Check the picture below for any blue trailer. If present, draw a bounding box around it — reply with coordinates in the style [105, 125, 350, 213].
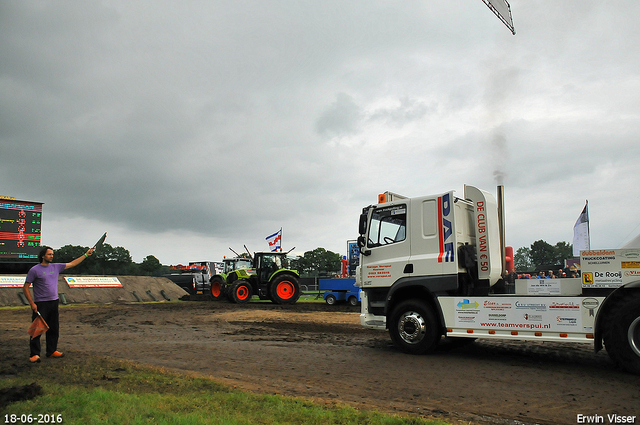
[319, 278, 360, 306]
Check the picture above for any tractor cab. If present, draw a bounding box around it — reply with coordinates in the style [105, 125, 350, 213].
[223, 257, 253, 274]
[254, 252, 289, 284]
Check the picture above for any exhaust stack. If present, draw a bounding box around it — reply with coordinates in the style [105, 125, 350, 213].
[497, 185, 506, 278]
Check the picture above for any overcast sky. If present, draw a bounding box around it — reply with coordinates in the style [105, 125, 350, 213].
[2, 1, 639, 264]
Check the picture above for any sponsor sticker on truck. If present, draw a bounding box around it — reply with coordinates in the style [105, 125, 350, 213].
[451, 297, 590, 332]
[581, 249, 640, 288]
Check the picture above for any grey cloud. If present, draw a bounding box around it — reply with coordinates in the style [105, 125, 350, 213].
[368, 97, 433, 127]
[315, 93, 363, 137]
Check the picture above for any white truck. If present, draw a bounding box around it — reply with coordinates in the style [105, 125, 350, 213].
[355, 185, 640, 374]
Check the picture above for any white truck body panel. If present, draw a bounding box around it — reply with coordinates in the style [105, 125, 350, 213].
[464, 185, 502, 285]
[439, 295, 604, 343]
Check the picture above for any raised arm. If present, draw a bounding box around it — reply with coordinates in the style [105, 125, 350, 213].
[65, 247, 95, 270]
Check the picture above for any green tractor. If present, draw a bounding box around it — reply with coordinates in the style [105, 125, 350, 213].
[209, 257, 254, 300]
[222, 251, 301, 305]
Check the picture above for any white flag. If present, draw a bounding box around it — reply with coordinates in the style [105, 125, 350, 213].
[572, 202, 590, 256]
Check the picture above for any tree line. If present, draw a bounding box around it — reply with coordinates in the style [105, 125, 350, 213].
[53, 244, 168, 276]
[289, 247, 342, 278]
[514, 240, 573, 271]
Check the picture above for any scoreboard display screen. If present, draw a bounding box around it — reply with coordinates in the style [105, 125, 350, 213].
[0, 197, 43, 260]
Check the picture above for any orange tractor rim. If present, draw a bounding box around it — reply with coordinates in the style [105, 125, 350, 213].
[276, 280, 294, 299]
[236, 285, 249, 300]
[212, 283, 221, 297]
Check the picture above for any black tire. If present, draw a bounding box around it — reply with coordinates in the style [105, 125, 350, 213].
[230, 280, 253, 304]
[389, 300, 441, 354]
[603, 292, 640, 375]
[348, 296, 358, 306]
[225, 272, 239, 302]
[269, 274, 300, 305]
[210, 276, 225, 300]
[325, 294, 337, 305]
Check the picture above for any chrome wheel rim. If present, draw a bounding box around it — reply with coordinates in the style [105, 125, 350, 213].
[398, 311, 426, 345]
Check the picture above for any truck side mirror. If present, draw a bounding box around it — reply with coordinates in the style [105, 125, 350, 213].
[358, 213, 368, 235]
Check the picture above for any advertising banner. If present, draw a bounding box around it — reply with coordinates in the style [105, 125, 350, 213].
[580, 249, 640, 288]
[65, 276, 123, 288]
[452, 296, 602, 333]
[0, 275, 27, 288]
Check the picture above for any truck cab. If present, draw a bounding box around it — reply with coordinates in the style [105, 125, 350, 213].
[357, 186, 503, 322]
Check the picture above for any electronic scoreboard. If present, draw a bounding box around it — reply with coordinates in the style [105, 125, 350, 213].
[0, 196, 43, 260]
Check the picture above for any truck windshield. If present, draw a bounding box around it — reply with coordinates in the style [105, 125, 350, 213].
[368, 205, 406, 247]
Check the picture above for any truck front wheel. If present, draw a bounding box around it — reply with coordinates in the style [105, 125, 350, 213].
[230, 280, 253, 304]
[270, 274, 300, 305]
[389, 300, 441, 355]
[603, 292, 640, 375]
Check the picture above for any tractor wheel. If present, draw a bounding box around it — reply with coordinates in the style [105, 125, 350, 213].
[225, 272, 239, 302]
[603, 292, 640, 375]
[230, 280, 253, 304]
[325, 294, 337, 305]
[269, 274, 300, 305]
[389, 300, 441, 355]
[210, 276, 225, 300]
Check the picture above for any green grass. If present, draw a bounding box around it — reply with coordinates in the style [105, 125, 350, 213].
[1, 355, 448, 425]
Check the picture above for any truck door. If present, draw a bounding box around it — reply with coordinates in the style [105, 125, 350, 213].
[361, 203, 410, 289]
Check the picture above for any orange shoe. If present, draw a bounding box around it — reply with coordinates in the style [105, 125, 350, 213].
[46, 351, 64, 358]
[30, 355, 41, 363]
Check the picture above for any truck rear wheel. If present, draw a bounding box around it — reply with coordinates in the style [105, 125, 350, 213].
[230, 280, 253, 304]
[325, 294, 337, 305]
[389, 300, 441, 355]
[603, 292, 640, 375]
[210, 276, 225, 300]
[270, 274, 300, 305]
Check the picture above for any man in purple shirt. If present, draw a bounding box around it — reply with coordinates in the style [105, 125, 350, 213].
[23, 245, 94, 363]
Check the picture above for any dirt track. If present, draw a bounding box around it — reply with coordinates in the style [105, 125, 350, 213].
[1, 301, 639, 425]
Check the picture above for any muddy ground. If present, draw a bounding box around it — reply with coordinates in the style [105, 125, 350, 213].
[1, 300, 639, 425]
